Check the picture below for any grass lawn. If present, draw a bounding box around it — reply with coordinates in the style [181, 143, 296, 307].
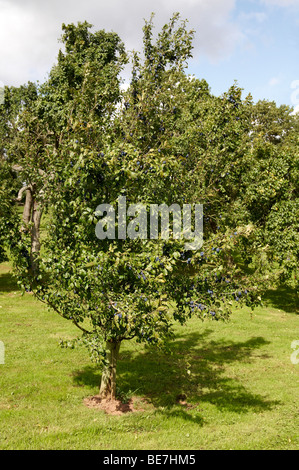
[0, 260, 298, 450]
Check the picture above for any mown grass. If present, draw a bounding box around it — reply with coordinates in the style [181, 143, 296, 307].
[0, 260, 298, 450]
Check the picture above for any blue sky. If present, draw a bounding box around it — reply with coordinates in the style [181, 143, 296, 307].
[0, 0, 298, 109]
[187, 0, 299, 107]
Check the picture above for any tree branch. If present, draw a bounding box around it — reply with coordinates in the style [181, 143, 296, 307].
[72, 319, 92, 335]
[16, 185, 32, 201]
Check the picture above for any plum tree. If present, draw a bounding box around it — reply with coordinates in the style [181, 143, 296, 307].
[11, 14, 268, 401]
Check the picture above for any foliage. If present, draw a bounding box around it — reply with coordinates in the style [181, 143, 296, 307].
[10, 15, 270, 400]
[249, 99, 296, 144]
[0, 162, 19, 262]
[238, 105, 299, 289]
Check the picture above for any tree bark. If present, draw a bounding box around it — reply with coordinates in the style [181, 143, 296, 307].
[30, 198, 43, 276]
[99, 340, 121, 400]
[17, 184, 43, 274]
[22, 189, 33, 228]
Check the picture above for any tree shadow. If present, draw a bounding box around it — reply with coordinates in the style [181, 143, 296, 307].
[0, 271, 18, 293]
[72, 329, 279, 423]
[72, 366, 101, 389]
[263, 285, 298, 314]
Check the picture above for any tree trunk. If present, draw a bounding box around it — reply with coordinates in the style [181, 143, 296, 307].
[18, 185, 43, 275]
[30, 198, 43, 276]
[99, 340, 121, 400]
[22, 189, 33, 230]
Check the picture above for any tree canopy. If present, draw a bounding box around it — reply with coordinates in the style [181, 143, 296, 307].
[0, 13, 298, 400]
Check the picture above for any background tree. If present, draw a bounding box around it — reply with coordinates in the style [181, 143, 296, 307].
[0, 162, 19, 263]
[5, 22, 126, 276]
[0, 82, 48, 273]
[249, 99, 295, 144]
[240, 109, 299, 292]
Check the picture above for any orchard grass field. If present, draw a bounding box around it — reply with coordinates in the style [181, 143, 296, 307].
[0, 260, 298, 450]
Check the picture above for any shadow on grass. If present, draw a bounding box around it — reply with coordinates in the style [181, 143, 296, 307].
[263, 285, 298, 314]
[72, 329, 279, 422]
[0, 271, 18, 293]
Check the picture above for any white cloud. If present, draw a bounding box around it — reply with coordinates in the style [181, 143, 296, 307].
[269, 77, 280, 86]
[0, 0, 241, 86]
[239, 11, 267, 23]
